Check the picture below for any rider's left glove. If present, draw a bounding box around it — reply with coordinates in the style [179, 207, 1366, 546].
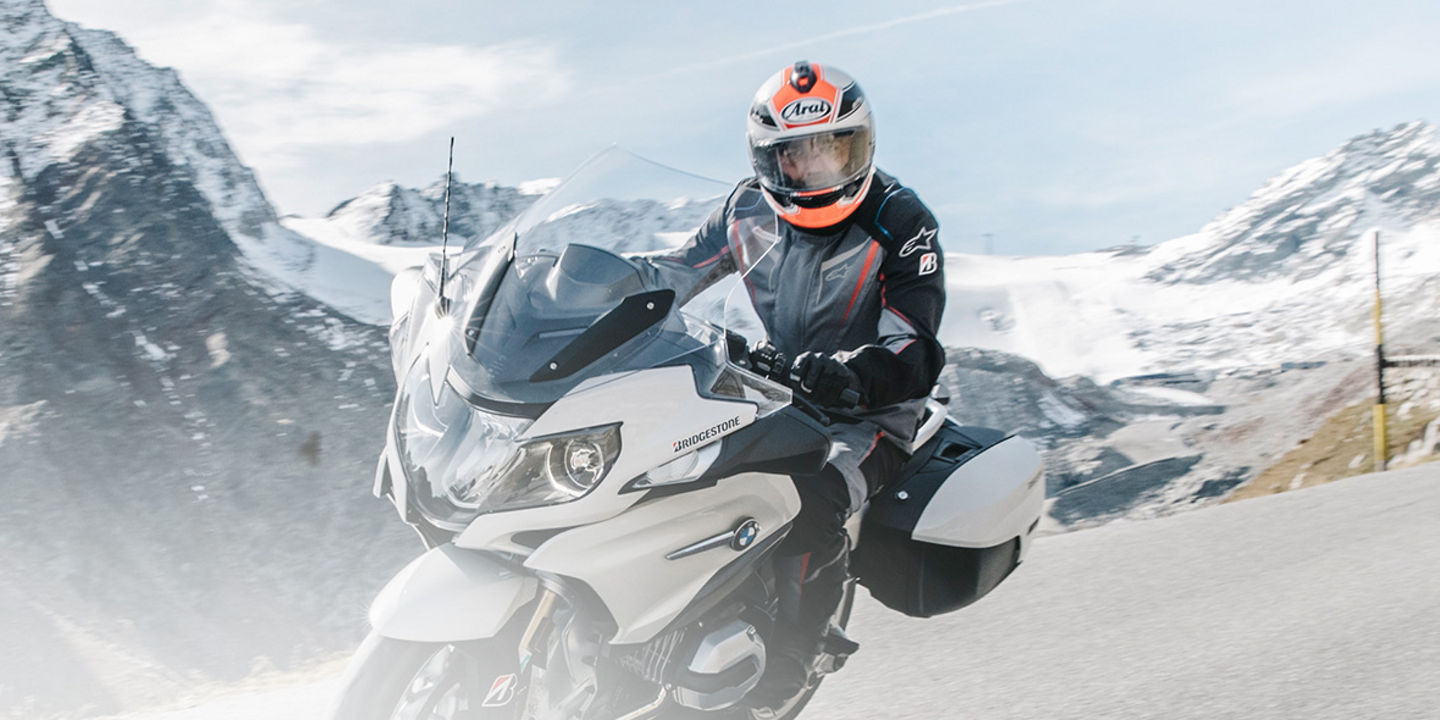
[791, 352, 863, 408]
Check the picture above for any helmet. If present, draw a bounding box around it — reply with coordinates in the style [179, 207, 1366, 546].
[747, 61, 875, 229]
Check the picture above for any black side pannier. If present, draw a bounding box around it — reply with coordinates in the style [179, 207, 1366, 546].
[851, 424, 1023, 618]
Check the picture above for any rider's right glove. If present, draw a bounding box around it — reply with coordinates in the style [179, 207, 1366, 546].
[791, 352, 863, 408]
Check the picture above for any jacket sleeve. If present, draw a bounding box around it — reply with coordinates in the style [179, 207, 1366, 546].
[631, 188, 739, 306]
[838, 192, 946, 408]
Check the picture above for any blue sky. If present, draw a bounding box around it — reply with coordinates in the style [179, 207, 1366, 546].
[47, 0, 1440, 254]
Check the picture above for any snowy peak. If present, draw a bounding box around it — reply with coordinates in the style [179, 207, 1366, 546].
[300, 171, 721, 254]
[2, 1, 120, 179]
[943, 122, 1440, 383]
[1150, 121, 1440, 284]
[3, 1, 256, 221]
[1, 0, 317, 279]
[321, 176, 544, 246]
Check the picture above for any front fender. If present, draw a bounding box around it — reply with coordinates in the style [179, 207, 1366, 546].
[369, 545, 537, 642]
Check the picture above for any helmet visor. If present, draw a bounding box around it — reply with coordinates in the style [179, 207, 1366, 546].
[751, 128, 872, 195]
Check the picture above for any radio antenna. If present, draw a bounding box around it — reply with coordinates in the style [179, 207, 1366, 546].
[438, 136, 455, 311]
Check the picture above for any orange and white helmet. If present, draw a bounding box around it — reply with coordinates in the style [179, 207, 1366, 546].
[747, 61, 875, 229]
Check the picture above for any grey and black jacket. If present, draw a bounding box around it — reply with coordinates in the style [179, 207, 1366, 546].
[640, 169, 946, 444]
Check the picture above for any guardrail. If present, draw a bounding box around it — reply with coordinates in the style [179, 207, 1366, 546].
[1386, 356, 1440, 369]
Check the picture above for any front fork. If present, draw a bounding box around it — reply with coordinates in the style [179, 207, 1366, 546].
[518, 587, 561, 668]
[514, 584, 674, 720]
[515, 583, 630, 720]
[515, 586, 577, 719]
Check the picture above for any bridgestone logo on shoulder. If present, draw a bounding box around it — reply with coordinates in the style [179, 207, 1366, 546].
[673, 417, 743, 453]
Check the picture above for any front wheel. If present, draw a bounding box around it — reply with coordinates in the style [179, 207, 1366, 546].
[326, 633, 524, 720]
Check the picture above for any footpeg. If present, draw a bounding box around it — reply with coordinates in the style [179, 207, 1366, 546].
[815, 626, 859, 674]
[822, 626, 859, 656]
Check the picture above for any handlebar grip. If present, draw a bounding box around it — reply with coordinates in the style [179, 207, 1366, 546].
[791, 375, 862, 411]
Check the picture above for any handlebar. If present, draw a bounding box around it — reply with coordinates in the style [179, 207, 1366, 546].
[728, 334, 861, 420]
[785, 368, 862, 409]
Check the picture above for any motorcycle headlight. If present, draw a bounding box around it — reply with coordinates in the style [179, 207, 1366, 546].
[439, 424, 622, 525]
[392, 355, 623, 529]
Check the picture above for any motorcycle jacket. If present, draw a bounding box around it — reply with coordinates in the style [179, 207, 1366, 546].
[640, 169, 946, 444]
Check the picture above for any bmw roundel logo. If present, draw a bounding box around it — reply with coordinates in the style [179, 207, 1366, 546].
[732, 519, 761, 551]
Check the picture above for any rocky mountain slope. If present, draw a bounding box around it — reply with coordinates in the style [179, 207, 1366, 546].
[1148, 121, 1440, 284]
[1, 1, 411, 716]
[302, 177, 547, 248]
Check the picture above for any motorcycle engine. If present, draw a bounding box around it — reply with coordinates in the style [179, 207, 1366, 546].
[616, 619, 767, 711]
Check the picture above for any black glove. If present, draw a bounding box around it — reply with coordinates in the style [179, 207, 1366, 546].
[791, 352, 862, 408]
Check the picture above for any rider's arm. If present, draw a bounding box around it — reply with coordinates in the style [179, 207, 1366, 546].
[631, 188, 739, 305]
[838, 189, 946, 408]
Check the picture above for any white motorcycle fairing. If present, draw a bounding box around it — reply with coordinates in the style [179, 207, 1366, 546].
[451, 365, 761, 555]
[373, 361, 807, 645]
[524, 469, 798, 643]
[368, 544, 536, 642]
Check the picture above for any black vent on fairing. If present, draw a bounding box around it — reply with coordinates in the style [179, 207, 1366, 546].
[511, 527, 573, 549]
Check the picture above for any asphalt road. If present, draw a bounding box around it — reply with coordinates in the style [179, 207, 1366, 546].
[105, 464, 1440, 720]
[807, 464, 1440, 720]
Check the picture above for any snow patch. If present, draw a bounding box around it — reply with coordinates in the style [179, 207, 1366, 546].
[133, 332, 172, 363]
[205, 332, 231, 368]
[1123, 386, 1216, 407]
[0, 401, 47, 443]
[37, 99, 126, 161]
[518, 177, 562, 195]
[1037, 391, 1086, 428]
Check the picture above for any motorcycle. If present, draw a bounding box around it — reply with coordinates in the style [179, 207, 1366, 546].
[328, 148, 1045, 720]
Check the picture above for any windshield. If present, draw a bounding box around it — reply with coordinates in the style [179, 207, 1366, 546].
[465, 148, 723, 257]
[427, 147, 777, 412]
[393, 148, 795, 525]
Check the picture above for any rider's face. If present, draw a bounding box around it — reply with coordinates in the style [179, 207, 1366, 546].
[778, 134, 851, 188]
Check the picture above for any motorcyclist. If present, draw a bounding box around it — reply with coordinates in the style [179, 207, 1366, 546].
[639, 60, 946, 711]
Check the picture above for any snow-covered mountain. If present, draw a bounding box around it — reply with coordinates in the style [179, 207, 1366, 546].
[945, 122, 1440, 382]
[1152, 121, 1440, 284]
[284, 175, 719, 251]
[1, 2, 414, 716]
[0, 0, 405, 325]
[0, 0, 309, 280]
[299, 176, 551, 247]
[932, 122, 1440, 525]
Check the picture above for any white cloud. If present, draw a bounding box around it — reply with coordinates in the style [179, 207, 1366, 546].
[52, 1, 571, 168]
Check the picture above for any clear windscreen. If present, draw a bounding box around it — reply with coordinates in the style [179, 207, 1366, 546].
[391, 147, 796, 524]
[427, 147, 783, 412]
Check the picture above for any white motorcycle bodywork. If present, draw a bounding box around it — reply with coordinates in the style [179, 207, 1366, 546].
[349, 148, 1046, 718]
[369, 355, 1042, 646]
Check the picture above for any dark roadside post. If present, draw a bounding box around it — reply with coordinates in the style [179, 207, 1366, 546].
[1370, 227, 1440, 472]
